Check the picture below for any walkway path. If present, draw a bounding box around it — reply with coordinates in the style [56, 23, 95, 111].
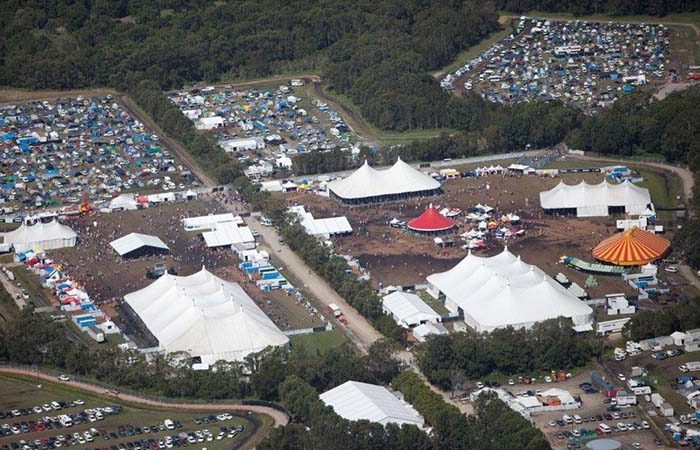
[246, 217, 382, 354]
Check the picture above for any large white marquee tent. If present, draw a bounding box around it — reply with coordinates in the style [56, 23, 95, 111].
[319, 381, 425, 428]
[2, 220, 77, 253]
[539, 180, 652, 217]
[202, 222, 256, 249]
[124, 267, 288, 364]
[426, 248, 594, 333]
[288, 206, 352, 237]
[328, 158, 441, 205]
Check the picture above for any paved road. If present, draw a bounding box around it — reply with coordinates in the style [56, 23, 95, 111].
[246, 217, 382, 354]
[0, 367, 288, 448]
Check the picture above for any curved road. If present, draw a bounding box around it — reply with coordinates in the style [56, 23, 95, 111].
[0, 367, 288, 440]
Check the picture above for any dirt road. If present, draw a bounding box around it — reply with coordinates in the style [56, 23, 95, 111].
[654, 81, 698, 100]
[0, 367, 288, 449]
[0, 267, 25, 310]
[246, 217, 382, 354]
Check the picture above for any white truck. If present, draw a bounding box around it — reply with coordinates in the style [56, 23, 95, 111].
[679, 361, 700, 373]
[328, 303, 342, 318]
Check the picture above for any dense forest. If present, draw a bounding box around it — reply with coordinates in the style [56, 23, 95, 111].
[0, 0, 499, 131]
[417, 318, 600, 390]
[623, 297, 700, 341]
[496, 0, 699, 16]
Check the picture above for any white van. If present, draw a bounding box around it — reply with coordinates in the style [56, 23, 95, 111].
[164, 419, 175, 430]
[562, 415, 574, 424]
[597, 423, 611, 434]
[573, 415, 582, 424]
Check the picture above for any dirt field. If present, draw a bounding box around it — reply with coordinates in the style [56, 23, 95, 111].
[284, 172, 670, 299]
[50, 198, 321, 338]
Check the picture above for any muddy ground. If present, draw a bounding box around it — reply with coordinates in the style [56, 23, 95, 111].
[283, 171, 684, 301]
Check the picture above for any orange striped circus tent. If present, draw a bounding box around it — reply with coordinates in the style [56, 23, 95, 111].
[592, 226, 671, 266]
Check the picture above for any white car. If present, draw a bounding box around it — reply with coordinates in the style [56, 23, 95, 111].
[617, 373, 626, 381]
[58, 374, 70, 382]
[475, 382, 485, 389]
[665, 266, 678, 273]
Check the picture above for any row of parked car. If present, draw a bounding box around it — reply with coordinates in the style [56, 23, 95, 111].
[0, 400, 84, 420]
[0, 424, 244, 450]
[0, 406, 122, 437]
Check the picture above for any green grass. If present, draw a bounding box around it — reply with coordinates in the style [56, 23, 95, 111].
[289, 329, 346, 353]
[0, 374, 257, 450]
[636, 168, 683, 209]
[417, 291, 450, 316]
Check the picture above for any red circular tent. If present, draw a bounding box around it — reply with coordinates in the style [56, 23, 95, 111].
[407, 204, 456, 233]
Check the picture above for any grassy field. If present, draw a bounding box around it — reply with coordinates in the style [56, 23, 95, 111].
[289, 329, 346, 353]
[0, 374, 258, 450]
[637, 168, 684, 209]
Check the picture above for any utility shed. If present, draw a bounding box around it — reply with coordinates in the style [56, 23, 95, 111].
[319, 381, 425, 428]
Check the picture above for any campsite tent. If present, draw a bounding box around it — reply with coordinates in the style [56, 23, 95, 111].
[110, 233, 170, 258]
[123, 267, 288, 364]
[592, 226, 670, 266]
[539, 180, 652, 217]
[328, 158, 441, 205]
[407, 204, 456, 234]
[319, 381, 425, 428]
[1, 220, 77, 253]
[426, 248, 594, 333]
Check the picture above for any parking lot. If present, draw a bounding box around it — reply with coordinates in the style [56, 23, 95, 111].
[0, 96, 198, 211]
[441, 16, 675, 110]
[0, 375, 255, 450]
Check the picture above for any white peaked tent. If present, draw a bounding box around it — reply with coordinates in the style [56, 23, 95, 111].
[2, 220, 77, 253]
[539, 180, 652, 217]
[382, 291, 441, 328]
[124, 267, 288, 364]
[110, 233, 170, 257]
[320, 381, 425, 428]
[426, 248, 593, 333]
[108, 194, 138, 211]
[328, 158, 441, 205]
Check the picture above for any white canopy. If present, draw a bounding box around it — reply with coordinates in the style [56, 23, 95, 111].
[413, 322, 449, 343]
[202, 223, 255, 248]
[328, 158, 440, 201]
[2, 220, 77, 253]
[182, 213, 242, 231]
[109, 194, 138, 211]
[110, 233, 169, 257]
[289, 206, 352, 236]
[539, 180, 652, 217]
[427, 248, 593, 333]
[319, 381, 424, 428]
[382, 291, 441, 328]
[124, 267, 288, 364]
